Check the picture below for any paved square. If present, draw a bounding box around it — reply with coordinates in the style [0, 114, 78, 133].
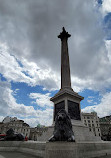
[0, 152, 37, 158]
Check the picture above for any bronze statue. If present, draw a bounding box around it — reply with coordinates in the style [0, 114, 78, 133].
[3, 128, 24, 141]
[49, 109, 75, 142]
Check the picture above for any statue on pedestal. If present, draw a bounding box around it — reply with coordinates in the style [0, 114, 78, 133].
[49, 109, 75, 142]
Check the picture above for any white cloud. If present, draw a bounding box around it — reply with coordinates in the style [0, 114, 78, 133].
[0, 116, 5, 122]
[29, 92, 53, 107]
[0, 43, 32, 83]
[0, 0, 110, 93]
[105, 40, 111, 62]
[22, 108, 53, 127]
[102, 0, 111, 15]
[0, 79, 53, 126]
[0, 42, 60, 90]
[87, 99, 93, 103]
[82, 92, 111, 117]
[0, 83, 36, 117]
[88, 96, 94, 99]
[2, 38, 111, 93]
[21, 58, 60, 90]
[12, 88, 19, 96]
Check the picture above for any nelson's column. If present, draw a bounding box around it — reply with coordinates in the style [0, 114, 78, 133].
[50, 27, 83, 123]
[38, 28, 101, 142]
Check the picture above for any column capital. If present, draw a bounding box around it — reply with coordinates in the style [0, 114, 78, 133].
[58, 27, 71, 40]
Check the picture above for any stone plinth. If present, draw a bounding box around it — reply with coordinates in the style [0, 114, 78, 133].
[72, 120, 101, 142]
[45, 141, 111, 158]
[37, 121, 101, 142]
[50, 88, 83, 123]
[45, 142, 77, 158]
[0, 141, 111, 158]
[37, 126, 54, 141]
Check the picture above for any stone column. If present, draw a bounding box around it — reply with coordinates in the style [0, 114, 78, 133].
[58, 27, 71, 89]
[51, 28, 84, 123]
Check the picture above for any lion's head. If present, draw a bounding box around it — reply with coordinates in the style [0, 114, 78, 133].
[56, 109, 68, 122]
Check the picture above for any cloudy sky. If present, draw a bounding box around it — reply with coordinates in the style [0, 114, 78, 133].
[0, 0, 111, 127]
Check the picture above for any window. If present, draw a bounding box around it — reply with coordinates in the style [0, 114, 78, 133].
[87, 116, 90, 119]
[98, 129, 99, 131]
[88, 120, 90, 123]
[89, 128, 91, 132]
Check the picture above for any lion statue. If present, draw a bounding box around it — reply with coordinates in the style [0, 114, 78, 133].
[49, 109, 75, 142]
[4, 128, 24, 141]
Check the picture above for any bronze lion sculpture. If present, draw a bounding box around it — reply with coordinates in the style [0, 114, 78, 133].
[49, 109, 75, 142]
[2, 128, 24, 141]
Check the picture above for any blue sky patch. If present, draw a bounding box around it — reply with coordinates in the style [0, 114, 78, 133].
[103, 13, 111, 40]
[11, 81, 56, 110]
[11, 80, 102, 111]
[80, 89, 102, 109]
[0, 73, 7, 81]
[97, 0, 102, 4]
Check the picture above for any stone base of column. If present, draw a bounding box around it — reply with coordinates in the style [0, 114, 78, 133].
[37, 121, 101, 142]
[45, 141, 111, 158]
[45, 142, 77, 158]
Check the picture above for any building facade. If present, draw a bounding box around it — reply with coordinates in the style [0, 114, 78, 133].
[81, 112, 101, 137]
[99, 116, 111, 141]
[0, 118, 30, 138]
[29, 126, 48, 141]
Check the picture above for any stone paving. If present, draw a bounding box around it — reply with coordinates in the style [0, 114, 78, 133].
[95, 156, 111, 158]
[0, 152, 38, 158]
[0, 151, 111, 158]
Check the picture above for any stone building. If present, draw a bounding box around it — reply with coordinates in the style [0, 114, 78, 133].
[0, 118, 30, 138]
[29, 126, 48, 141]
[99, 116, 111, 141]
[81, 112, 101, 137]
[2, 116, 17, 123]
